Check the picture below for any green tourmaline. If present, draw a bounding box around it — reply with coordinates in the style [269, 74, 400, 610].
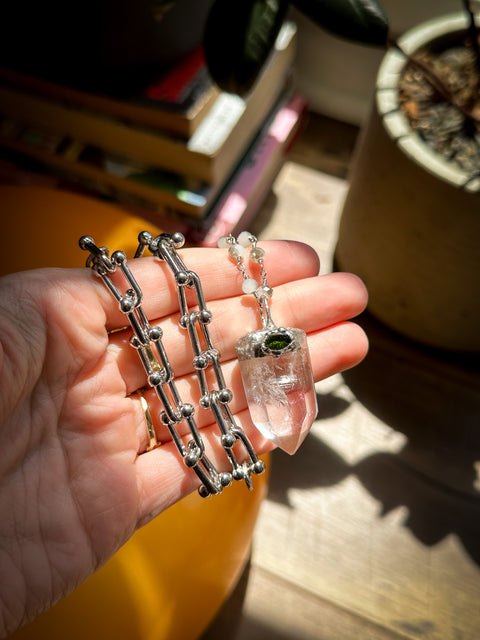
[264, 333, 292, 352]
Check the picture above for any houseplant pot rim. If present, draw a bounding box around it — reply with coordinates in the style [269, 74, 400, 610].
[376, 11, 480, 193]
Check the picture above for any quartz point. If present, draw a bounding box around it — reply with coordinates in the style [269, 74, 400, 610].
[236, 326, 317, 455]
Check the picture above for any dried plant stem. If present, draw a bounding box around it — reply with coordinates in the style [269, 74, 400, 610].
[461, 0, 480, 73]
[389, 37, 479, 124]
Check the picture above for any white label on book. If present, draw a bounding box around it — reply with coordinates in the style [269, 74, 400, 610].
[187, 94, 246, 156]
[275, 21, 296, 52]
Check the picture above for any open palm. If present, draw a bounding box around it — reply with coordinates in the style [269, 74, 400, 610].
[0, 240, 368, 637]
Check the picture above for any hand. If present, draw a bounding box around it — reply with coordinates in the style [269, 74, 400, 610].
[0, 240, 368, 637]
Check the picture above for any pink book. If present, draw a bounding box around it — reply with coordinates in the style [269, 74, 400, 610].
[196, 93, 307, 247]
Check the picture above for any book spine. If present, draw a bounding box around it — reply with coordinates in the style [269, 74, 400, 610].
[0, 85, 215, 179]
[195, 94, 307, 247]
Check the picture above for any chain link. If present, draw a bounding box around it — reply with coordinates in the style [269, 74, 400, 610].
[79, 232, 265, 497]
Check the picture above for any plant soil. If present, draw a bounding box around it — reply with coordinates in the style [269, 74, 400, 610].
[398, 38, 480, 177]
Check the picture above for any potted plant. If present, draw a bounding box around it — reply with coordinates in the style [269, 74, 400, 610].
[288, 0, 461, 125]
[202, 0, 389, 95]
[335, 2, 480, 352]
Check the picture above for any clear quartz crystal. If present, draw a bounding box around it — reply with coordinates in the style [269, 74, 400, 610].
[236, 326, 317, 455]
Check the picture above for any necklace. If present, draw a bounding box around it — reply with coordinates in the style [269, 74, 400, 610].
[81, 231, 265, 496]
[218, 231, 317, 454]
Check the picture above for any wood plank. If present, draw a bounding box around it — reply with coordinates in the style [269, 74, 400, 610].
[238, 566, 412, 640]
[251, 160, 349, 273]
[252, 389, 480, 640]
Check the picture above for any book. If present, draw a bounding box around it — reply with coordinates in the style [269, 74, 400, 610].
[0, 121, 217, 218]
[0, 45, 219, 139]
[70, 92, 306, 239]
[0, 21, 297, 186]
[0, 93, 307, 249]
[0, 82, 293, 219]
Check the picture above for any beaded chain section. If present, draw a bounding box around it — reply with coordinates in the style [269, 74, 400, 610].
[218, 230, 275, 327]
[79, 231, 265, 497]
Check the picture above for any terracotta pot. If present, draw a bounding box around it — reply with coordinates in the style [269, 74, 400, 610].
[1, 185, 269, 640]
[335, 12, 480, 352]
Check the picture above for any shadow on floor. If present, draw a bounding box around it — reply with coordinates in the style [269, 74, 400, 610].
[202, 310, 480, 640]
[344, 311, 480, 565]
[265, 310, 480, 565]
[200, 560, 250, 640]
[288, 112, 360, 179]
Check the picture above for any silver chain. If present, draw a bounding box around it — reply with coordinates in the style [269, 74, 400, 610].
[79, 231, 265, 497]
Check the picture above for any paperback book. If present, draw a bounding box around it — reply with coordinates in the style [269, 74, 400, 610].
[0, 22, 297, 185]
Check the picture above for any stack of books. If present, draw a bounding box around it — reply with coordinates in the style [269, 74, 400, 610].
[0, 21, 306, 246]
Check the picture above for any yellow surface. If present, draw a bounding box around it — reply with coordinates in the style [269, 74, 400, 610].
[0, 185, 268, 640]
[0, 185, 156, 274]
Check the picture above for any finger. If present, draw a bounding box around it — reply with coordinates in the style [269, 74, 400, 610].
[110, 271, 368, 393]
[132, 319, 369, 453]
[87, 240, 320, 330]
[134, 317, 369, 523]
[134, 408, 273, 526]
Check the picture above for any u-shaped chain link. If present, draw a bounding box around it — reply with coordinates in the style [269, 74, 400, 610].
[80, 231, 265, 497]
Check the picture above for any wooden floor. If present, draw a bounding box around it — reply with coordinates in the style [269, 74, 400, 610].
[201, 113, 480, 640]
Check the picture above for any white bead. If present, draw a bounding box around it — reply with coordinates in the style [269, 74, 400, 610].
[228, 243, 245, 259]
[237, 231, 253, 247]
[242, 278, 259, 294]
[217, 236, 230, 248]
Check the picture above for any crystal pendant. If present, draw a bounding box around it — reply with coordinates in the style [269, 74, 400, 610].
[236, 326, 317, 455]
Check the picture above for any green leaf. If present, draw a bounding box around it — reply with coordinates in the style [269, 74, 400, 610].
[203, 0, 290, 95]
[291, 0, 389, 46]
